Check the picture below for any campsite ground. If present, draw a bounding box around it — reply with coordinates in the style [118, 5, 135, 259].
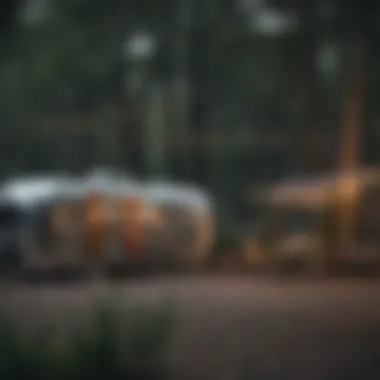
[1, 275, 380, 380]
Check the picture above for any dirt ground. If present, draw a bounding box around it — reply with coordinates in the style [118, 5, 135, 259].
[1, 275, 380, 380]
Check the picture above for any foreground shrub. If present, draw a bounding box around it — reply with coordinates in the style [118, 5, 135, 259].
[0, 299, 176, 380]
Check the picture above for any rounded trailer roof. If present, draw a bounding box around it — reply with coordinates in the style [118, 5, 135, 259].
[82, 170, 142, 197]
[0, 175, 83, 208]
[143, 181, 213, 211]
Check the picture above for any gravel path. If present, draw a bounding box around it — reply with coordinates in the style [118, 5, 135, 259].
[1, 275, 380, 380]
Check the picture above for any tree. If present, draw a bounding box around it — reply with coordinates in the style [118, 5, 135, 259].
[335, 0, 373, 257]
[0, 0, 19, 38]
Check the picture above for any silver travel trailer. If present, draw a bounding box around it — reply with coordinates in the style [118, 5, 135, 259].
[0, 169, 217, 279]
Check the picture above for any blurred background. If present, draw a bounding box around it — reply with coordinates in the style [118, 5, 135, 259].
[0, 0, 374, 224]
[3, 2, 380, 380]
[0, 0, 379, 273]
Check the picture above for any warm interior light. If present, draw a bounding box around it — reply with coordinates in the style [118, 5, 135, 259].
[138, 204, 162, 224]
[338, 175, 359, 200]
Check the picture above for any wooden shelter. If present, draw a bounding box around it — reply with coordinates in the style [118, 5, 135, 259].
[249, 167, 380, 273]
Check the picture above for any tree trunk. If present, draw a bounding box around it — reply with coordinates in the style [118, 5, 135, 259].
[336, 13, 368, 259]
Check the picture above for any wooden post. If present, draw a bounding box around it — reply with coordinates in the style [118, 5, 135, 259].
[337, 36, 366, 260]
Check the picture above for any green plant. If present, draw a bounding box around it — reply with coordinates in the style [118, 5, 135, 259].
[0, 299, 177, 380]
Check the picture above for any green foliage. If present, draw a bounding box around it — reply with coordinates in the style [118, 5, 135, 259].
[0, 300, 177, 380]
[0, 0, 378, 209]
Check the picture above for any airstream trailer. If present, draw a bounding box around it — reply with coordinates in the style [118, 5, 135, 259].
[0, 168, 217, 280]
